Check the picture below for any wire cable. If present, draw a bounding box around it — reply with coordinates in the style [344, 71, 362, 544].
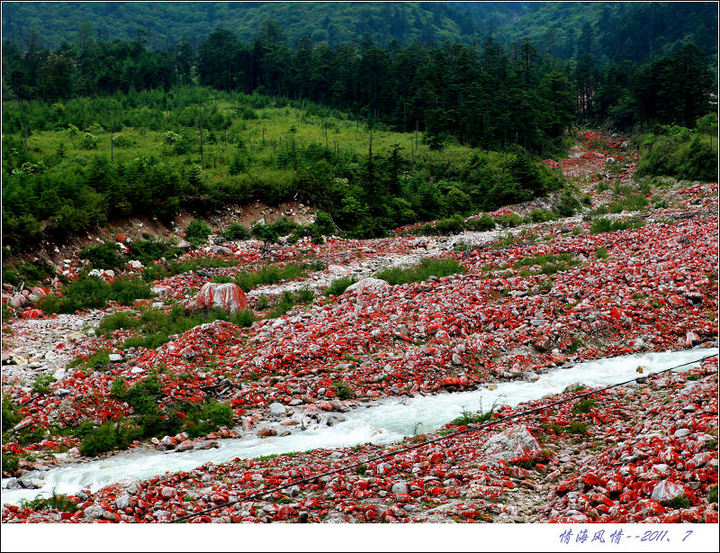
[172, 352, 717, 522]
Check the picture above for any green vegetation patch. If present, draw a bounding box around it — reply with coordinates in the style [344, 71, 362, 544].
[590, 217, 644, 235]
[40, 274, 153, 314]
[375, 258, 465, 285]
[513, 253, 578, 276]
[117, 304, 254, 350]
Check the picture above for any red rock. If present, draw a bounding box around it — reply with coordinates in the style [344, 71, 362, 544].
[194, 283, 247, 312]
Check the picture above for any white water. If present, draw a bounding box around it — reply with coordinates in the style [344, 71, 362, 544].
[2, 347, 716, 507]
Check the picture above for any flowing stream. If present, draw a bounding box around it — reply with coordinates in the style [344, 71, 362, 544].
[2, 347, 716, 506]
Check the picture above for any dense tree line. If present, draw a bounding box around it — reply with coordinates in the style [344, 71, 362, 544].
[4, 27, 714, 150]
[1, 26, 715, 254]
[2, 2, 715, 66]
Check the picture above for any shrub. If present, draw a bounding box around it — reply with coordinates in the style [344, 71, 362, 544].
[513, 253, 577, 276]
[529, 209, 556, 223]
[185, 219, 211, 246]
[19, 492, 78, 512]
[556, 189, 581, 217]
[495, 213, 522, 228]
[309, 211, 336, 237]
[326, 277, 357, 296]
[2, 394, 20, 432]
[81, 133, 99, 149]
[110, 278, 153, 305]
[2, 453, 20, 476]
[79, 423, 120, 456]
[435, 214, 466, 235]
[571, 399, 597, 414]
[333, 381, 355, 400]
[223, 222, 251, 241]
[233, 263, 305, 291]
[666, 494, 692, 509]
[452, 407, 495, 426]
[68, 349, 113, 372]
[708, 485, 718, 504]
[80, 241, 126, 270]
[590, 217, 642, 234]
[465, 213, 495, 231]
[120, 305, 254, 350]
[127, 238, 181, 265]
[595, 247, 609, 259]
[567, 422, 588, 434]
[250, 222, 279, 243]
[268, 217, 298, 237]
[40, 274, 152, 314]
[32, 374, 56, 395]
[98, 311, 141, 334]
[376, 258, 465, 285]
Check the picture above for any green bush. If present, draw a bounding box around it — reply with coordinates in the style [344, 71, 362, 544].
[452, 407, 495, 426]
[376, 258, 465, 285]
[2, 394, 20, 432]
[595, 247, 609, 259]
[326, 277, 357, 296]
[127, 238, 182, 265]
[79, 423, 120, 456]
[268, 217, 298, 237]
[250, 222, 279, 243]
[528, 209, 556, 223]
[32, 374, 56, 395]
[465, 213, 495, 231]
[590, 217, 642, 234]
[513, 253, 577, 276]
[495, 213, 522, 228]
[555, 189, 581, 218]
[185, 219, 211, 247]
[232, 263, 305, 291]
[2, 452, 20, 476]
[121, 305, 254, 350]
[19, 492, 79, 513]
[98, 311, 141, 334]
[80, 241, 126, 270]
[222, 222, 251, 241]
[333, 381, 355, 400]
[40, 274, 152, 314]
[571, 398, 597, 414]
[110, 278, 153, 305]
[435, 214, 465, 235]
[636, 125, 718, 182]
[666, 494, 692, 509]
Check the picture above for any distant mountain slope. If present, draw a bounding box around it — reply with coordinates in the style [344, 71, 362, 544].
[0, 2, 529, 48]
[2, 1, 716, 64]
[493, 1, 718, 63]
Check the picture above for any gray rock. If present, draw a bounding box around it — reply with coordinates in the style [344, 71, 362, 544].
[269, 402, 287, 417]
[674, 428, 691, 438]
[116, 493, 131, 510]
[4, 478, 22, 490]
[54, 388, 71, 397]
[344, 278, 389, 294]
[651, 480, 685, 504]
[392, 481, 408, 495]
[479, 425, 542, 465]
[108, 353, 123, 363]
[19, 477, 45, 489]
[84, 504, 105, 519]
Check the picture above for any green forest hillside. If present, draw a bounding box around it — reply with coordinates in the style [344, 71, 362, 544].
[1, 2, 528, 49]
[3, 1, 716, 64]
